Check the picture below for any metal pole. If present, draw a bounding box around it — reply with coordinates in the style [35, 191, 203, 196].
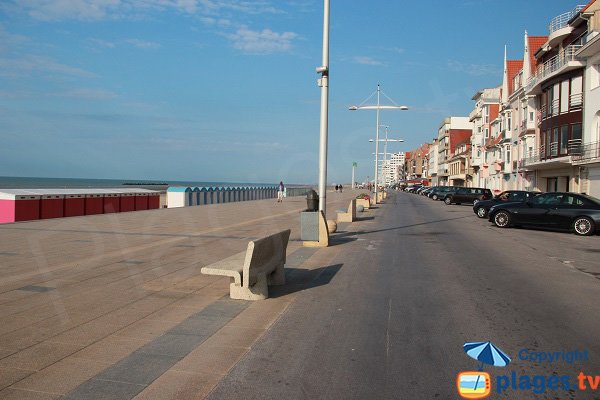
[351, 163, 355, 189]
[383, 126, 388, 185]
[374, 84, 380, 203]
[317, 0, 330, 213]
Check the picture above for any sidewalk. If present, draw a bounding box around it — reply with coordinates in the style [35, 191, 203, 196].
[0, 190, 369, 399]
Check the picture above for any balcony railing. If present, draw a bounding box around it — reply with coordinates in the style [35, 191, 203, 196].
[526, 45, 583, 92]
[521, 139, 583, 166]
[570, 93, 583, 109]
[571, 140, 600, 163]
[549, 5, 586, 34]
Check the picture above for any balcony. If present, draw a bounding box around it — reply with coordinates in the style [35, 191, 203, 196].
[525, 45, 584, 95]
[549, 5, 586, 34]
[572, 140, 600, 164]
[520, 140, 582, 169]
[541, 94, 584, 120]
[547, 5, 586, 47]
[469, 108, 481, 122]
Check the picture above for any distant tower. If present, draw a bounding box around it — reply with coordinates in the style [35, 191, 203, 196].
[501, 45, 508, 104]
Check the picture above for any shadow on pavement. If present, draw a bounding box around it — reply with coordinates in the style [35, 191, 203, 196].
[270, 263, 343, 298]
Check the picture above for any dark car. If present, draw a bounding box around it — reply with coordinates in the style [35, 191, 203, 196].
[473, 190, 540, 218]
[443, 187, 493, 205]
[488, 192, 600, 236]
[421, 187, 435, 196]
[428, 186, 461, 200]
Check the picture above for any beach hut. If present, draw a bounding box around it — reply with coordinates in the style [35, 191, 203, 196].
[166, 187, 190, 208]
[85, 193, 104, 215]
[192, 187, 201, 206]
[148, 192, 160, 209]
[103, 192, 120, 214]
[120, 192, 136, 212]
[40, 193, 65, 219]
[64, 193, 85, 217]
[0, 190, 41, 224]
[135, 193, 149, 211]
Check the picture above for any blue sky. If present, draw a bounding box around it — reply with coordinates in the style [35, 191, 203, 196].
[0, 0, 584, 184]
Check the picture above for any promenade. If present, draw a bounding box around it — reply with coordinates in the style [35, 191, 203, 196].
[0, 191, 359, 399]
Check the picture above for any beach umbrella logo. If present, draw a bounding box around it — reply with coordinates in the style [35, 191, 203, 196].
[457, 341, 511, 399]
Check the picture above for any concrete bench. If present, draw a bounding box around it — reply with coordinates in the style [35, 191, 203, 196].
[336, 199, 356, 223]
[356, 198, 370, 210]
[200, 229, 291, 300]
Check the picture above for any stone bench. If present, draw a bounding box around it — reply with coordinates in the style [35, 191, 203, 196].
[336, 199, 356, 223]
[200, 229, 291, 300]
[356, 198, 370, 210]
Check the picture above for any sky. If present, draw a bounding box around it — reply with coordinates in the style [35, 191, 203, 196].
[0, 0, 586, 184]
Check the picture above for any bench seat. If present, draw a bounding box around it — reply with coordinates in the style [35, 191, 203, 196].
[201, 229, 291, 300]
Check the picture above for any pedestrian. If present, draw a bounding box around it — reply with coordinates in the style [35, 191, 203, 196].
[277, 180, 285, 202]
[339, 184, 343, 193]
[335, 184, 339, 192]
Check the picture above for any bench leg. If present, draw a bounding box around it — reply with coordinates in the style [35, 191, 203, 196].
[229, 274, 268, 300]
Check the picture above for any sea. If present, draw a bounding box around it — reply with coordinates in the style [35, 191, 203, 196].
[0, 176, 309, 190]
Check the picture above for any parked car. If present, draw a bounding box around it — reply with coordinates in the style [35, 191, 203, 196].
[488, 192, 600, 236]
[405, 185, 422, 193]
[421, 187, 435, 196]
[443, 187, 493, 205]
[428, 186, 461, 200]
[473, 190, 540, 218]
[416, 186, 429, 194]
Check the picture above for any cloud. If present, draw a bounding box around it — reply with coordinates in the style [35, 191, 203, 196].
[447, 59, 500, 76]
[352, 56, 384, 66]
[59, 88, 119, 99]
[125, 38, 161, 49]
[0, 25, 29, 52]
[88, 38, 116, 48]
[12, 0, 121, 21]
[227, 27, 298, 54]
[5, 0, 286, 21]
[0, 55, 96, 78]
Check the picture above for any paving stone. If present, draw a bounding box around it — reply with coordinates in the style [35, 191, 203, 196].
[0, 388, 62, 400]
[0, 366, 35, 390]
[137, 333, 207, 358]
[0, 342, 84, 371]
[133, 370, 221, 400]
[93, 352, 181, 385]
[64, 378, 146, 400]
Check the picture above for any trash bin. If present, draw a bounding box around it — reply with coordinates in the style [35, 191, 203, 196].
[306, 189, 319, 211]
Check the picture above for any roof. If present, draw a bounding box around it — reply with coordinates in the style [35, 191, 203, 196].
[0, 188, 160, 200]
[582, 0, 596, 12]
[528, 36, 547, 73]
[507, 60, 524, 95]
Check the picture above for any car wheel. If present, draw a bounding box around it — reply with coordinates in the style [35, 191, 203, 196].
[476, 207, 487, 218]
[432, 194, 438, 200]
[473, 199, 479, 206]
[444, 197, 452, 205]
[493, 211, 511, 228]
[572, 217, 595, 236]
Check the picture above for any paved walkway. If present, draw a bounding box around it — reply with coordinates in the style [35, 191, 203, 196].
[0, 190, 365, 399]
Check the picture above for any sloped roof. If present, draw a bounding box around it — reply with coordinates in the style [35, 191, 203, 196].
[528, 36, 547, 73]
[507, 60, 524, 95]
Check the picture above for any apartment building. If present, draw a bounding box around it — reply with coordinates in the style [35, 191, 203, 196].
[428, 139, 439, 185]
[470, 87, 501, 187]
[437, 117, 473, 186]
[448, 140, 472, 186]
[404, 143, 430, 180]
[522, 4, 588, 192]
[574, 0, 600, 197]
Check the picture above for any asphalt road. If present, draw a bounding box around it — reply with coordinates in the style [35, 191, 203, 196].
[207, 191, 600, 400]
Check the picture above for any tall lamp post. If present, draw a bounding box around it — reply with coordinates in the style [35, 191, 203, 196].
[349, 84, 408, 204]
[316, 0, 330, 213]
[351, 162, 357, 189]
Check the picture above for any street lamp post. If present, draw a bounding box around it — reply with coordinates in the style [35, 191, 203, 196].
[349, 84, 408, 203]
[316, 0, 330, 214]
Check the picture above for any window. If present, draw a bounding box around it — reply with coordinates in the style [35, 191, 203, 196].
[530, 112, 534, 122]
[507, 112, 512, 131]
[571, 75, 583, 109]
[563, 195, 585, 206]
[485, 128, 489, 138]
[548, 86, 554, 115]
[561, 80, 569, 113]
[532, 193, 564, 205]
[572, 123, 582, 141]
[506, 146, 511, 163]
[560, 125, 568, 155]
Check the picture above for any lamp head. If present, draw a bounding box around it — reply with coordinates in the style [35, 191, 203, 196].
[349, 106, 358, 111]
